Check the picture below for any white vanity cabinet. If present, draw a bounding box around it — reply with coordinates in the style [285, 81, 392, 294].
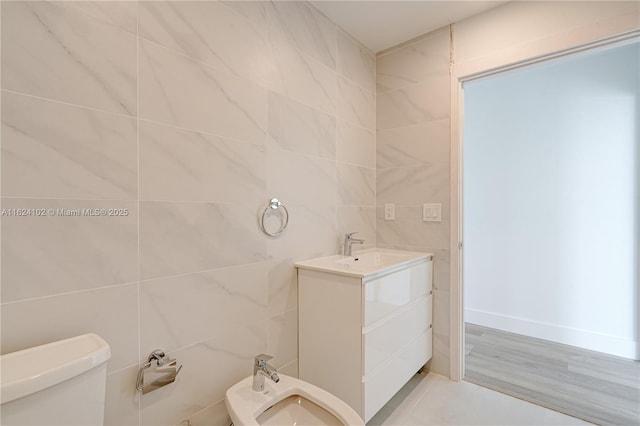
[296, 251, 433, 422]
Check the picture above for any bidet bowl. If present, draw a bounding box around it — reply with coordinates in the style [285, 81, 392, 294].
[225, 374, 364, 426]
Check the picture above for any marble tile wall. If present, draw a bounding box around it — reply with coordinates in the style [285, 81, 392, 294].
[0, 1, 375, 425]
[376, 27, 452, 376]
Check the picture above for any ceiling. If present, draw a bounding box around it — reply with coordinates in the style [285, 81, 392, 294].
[311, 1, 508, 53]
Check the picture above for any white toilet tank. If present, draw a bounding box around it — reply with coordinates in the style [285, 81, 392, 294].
[0, 333, 111, 426]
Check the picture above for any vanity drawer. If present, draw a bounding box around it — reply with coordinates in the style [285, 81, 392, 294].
[363, 328, 433, 422]
[364, 261, 431, 326]
[363, 294, 432, 375]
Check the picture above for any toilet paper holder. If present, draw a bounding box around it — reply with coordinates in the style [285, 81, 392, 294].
[135, 349, 183, 394]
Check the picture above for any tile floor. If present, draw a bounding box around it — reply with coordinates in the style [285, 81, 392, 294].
[367, 372, 592, 425]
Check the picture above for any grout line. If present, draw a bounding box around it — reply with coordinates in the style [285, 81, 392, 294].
[1, 88, 271, 150]
[137, 117, 267, 148]
[161, 318, 270, 358]
[376, 116, 452, 133]
[374, 45, 378, 248]
[216, 0, 266, 33]
[181, 398, 227, 425]
[0, 89, 138, 120]
[137, 33, 270, 89]
[136, 2, 141, 423]
[0, 197, 288, 208]
[376, 26, 450, 58]
[376, 73, 452, 97]
[0, 195, 138, 202]
[139, 260, 270, 286]
[0, 280, 140, 306]
[46, 0, 137, 37]
[106, 362, 140, 377]
[138, 17, 373, 104]
[1, 0, 3, 311]
[334, 13, 340, 249]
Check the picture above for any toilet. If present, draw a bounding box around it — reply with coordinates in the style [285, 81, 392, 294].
[226, 374, 364, 426]
[0, 333, 111, 426]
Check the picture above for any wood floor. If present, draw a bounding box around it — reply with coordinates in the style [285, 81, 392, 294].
[465, 323, 640, 426]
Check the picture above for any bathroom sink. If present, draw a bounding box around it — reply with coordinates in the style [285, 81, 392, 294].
[295, 248, 432, 279]
[257, 395, 342, 425]
[335, 252, 406, 268]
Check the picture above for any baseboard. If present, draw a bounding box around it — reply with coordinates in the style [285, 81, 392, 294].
[465, 308, 639, 360]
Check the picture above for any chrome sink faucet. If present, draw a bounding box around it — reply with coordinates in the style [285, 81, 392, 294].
[252, 354, 280, 391]
[343, 232, 364, 256]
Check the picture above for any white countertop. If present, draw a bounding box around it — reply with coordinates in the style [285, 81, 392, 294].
[295, 248, 432, 279]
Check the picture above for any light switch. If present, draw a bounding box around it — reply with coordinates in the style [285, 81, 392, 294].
[423, 203, 441, 222]
[384, 204, 395, 220]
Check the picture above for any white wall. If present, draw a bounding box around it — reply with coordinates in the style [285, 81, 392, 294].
[463, 41, 639, 359]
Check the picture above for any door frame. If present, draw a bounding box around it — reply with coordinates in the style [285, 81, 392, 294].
[448, 27, 640, 381]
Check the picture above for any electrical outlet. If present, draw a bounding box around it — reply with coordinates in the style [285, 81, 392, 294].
[423, 203, 441, 222]
[384, 204, 395, 220]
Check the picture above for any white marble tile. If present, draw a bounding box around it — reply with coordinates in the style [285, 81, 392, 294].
[139, 201, 266, 280]
[0, 283, 138, 373]
[377, 163, 449, 205]
[373, 373, 591, 425]
[140, 323, 266, 426]
[268, 1, 337, 70]
[267, 145, 336, 209]
[433, 290, 450, 337]
[268, 38, 337, 116]
[265, 205, 342, 317]
[338, 29, 375, 92]
[1, 1, 136, 115]
[1, 198, 138, 302]
[337, 205, 376, 250]
[376, 28, 450, 94]
[268, 92, 335, 160]
[183, 399, 230, 426]
[267, 309, 298, 369]
[278, 359, 299, 378]
[337, 120, 375, 169]
[2, 92, 137, 200]
[376, 204, 450, 249]
[140, 262, 268, 354]
[432, 249, 450, 292]
[338, 163, 375, 206]
[431, 333, 450, 377]
[377, 119, 450, 168]
[268, 259, 298, 317]
[338, 76, 376, 130]
[105, 365, 140, 426]
[52, 1, 137, 34]
[221, 1, 267, 29]
[376, 75, 451, 130]
[139, 39, 266, 145]
[139, 1, 268, 86]
[266, 202, 338, 261]
[139, 121, 266, 206]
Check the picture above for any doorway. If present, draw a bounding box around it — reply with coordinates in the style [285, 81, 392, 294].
[460, 39, 640, 424]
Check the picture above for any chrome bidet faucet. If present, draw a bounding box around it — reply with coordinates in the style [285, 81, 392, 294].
[343, 232, 364, 256]
[252, 354, 280, 391]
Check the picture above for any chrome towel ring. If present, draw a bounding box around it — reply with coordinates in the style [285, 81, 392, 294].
[261, 198, 289, 237]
